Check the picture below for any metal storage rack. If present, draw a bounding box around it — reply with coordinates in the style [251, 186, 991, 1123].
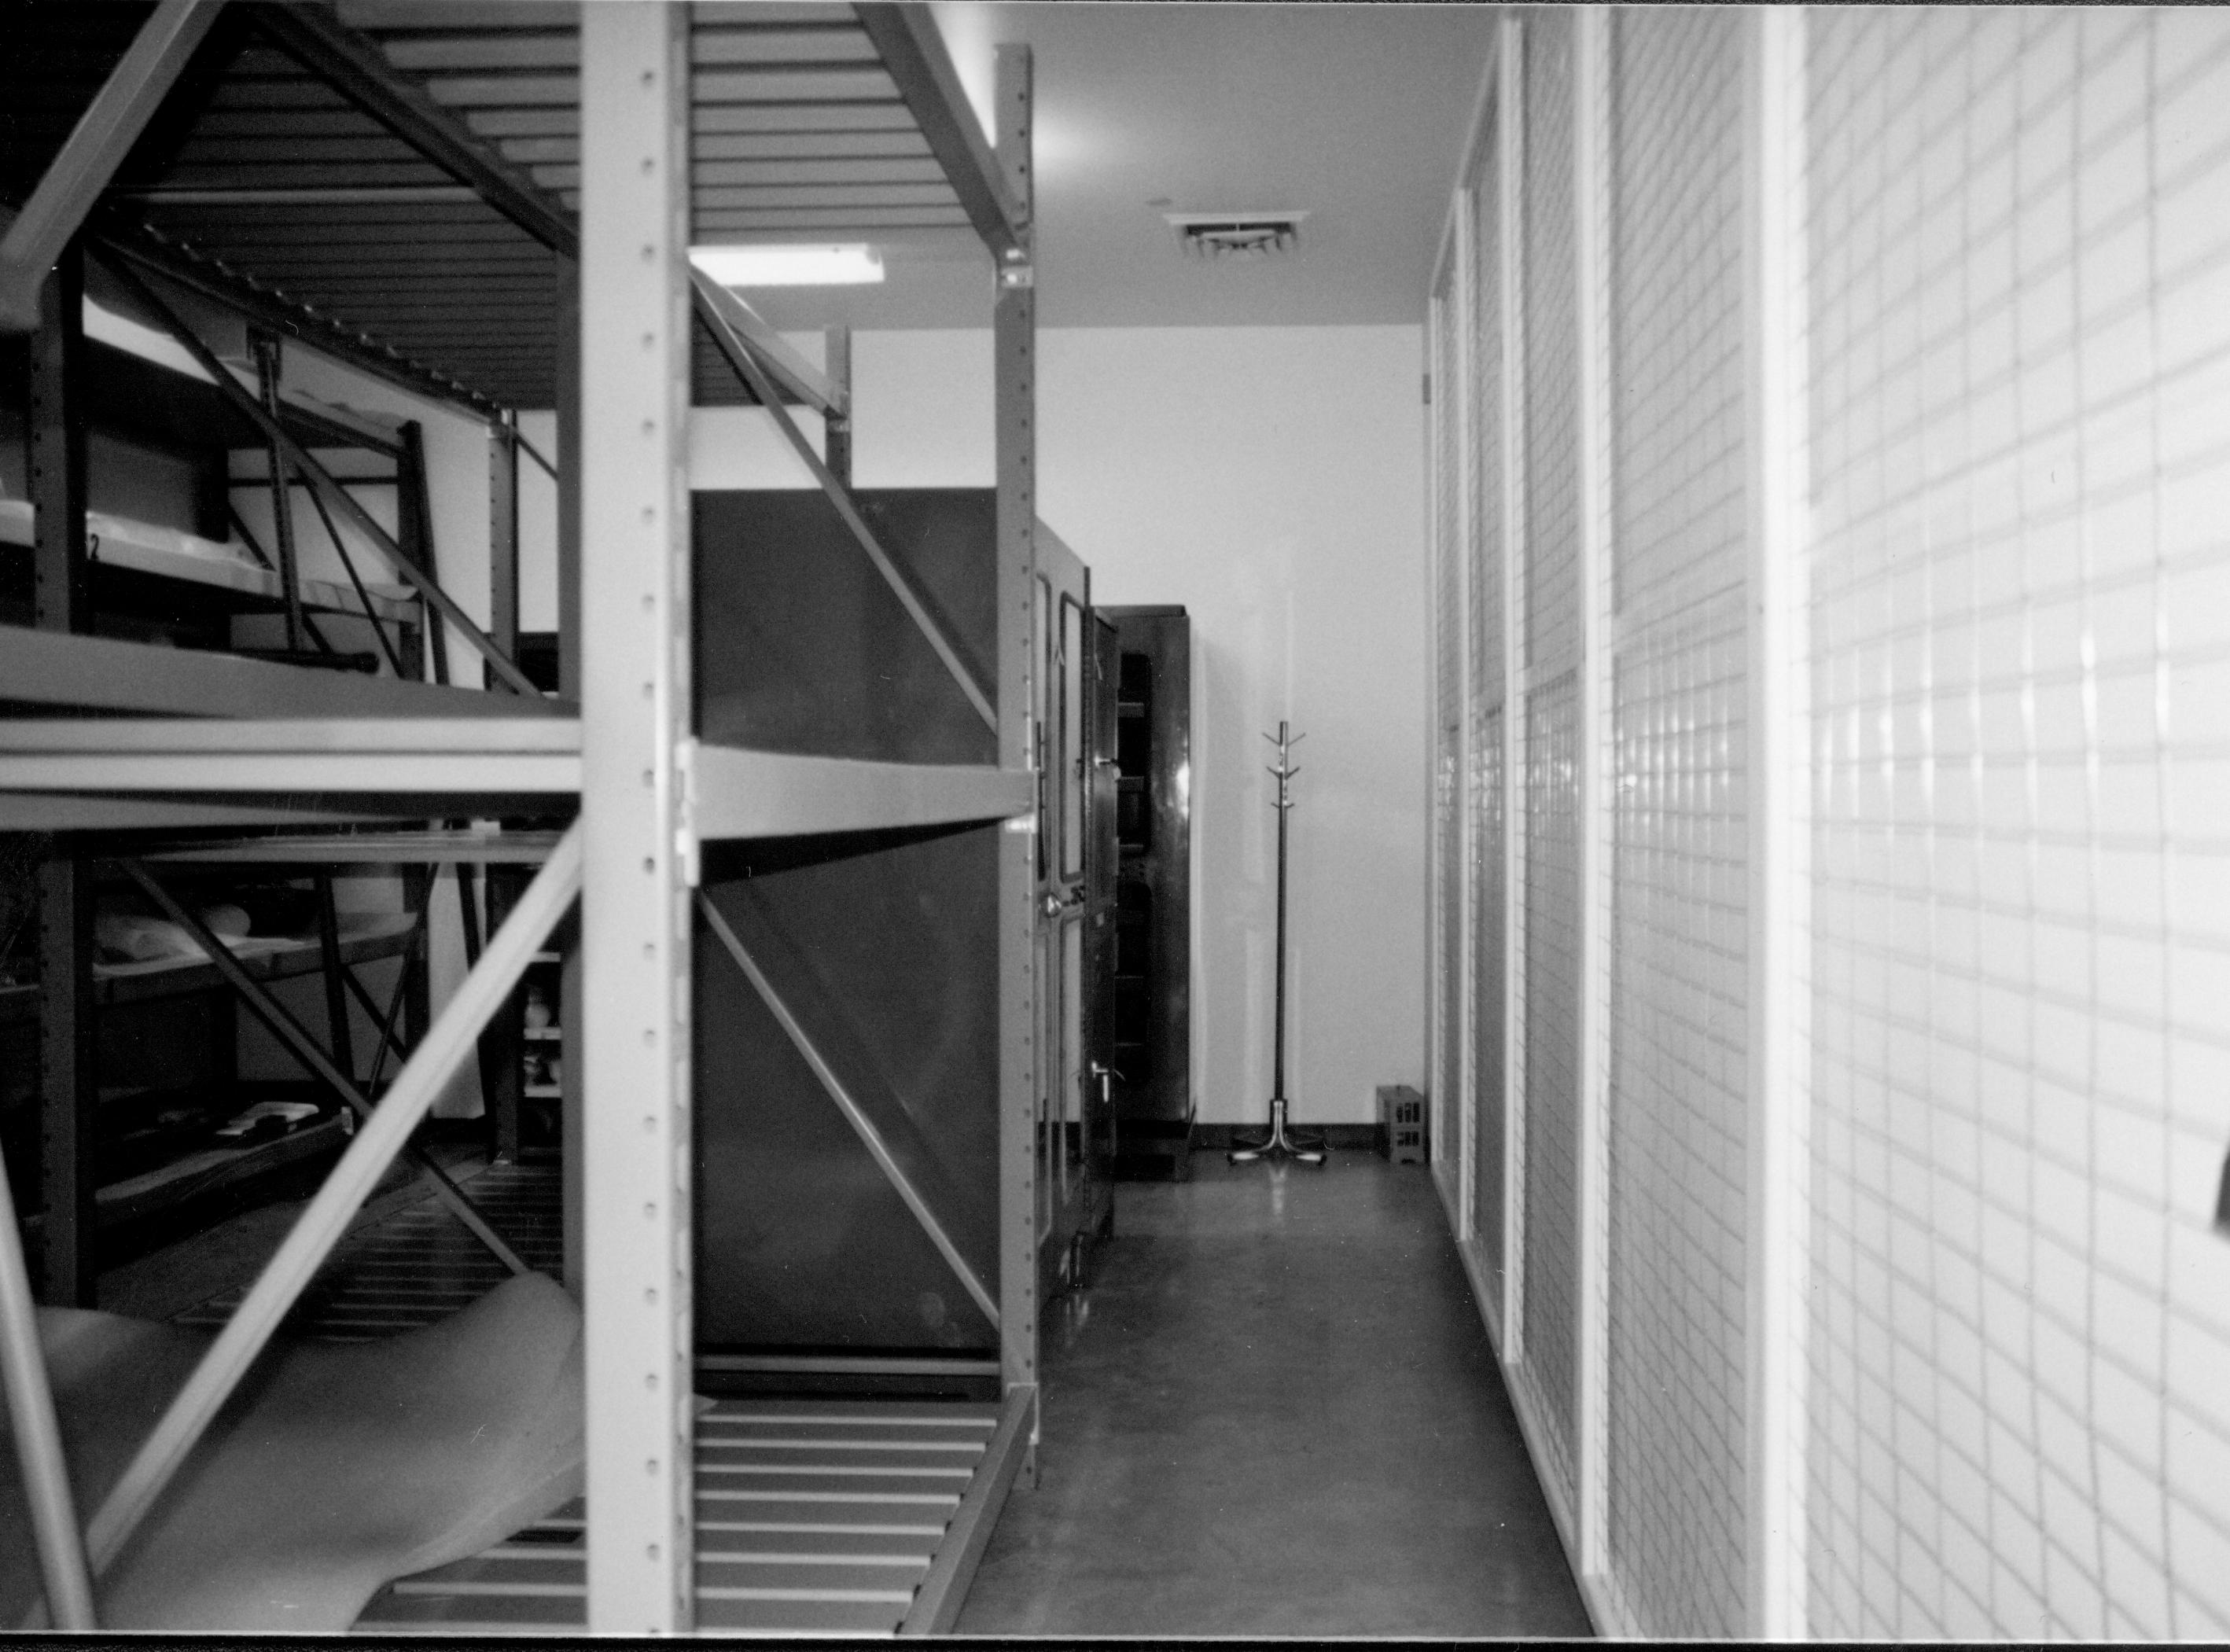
[0, 0, 1042, 1633]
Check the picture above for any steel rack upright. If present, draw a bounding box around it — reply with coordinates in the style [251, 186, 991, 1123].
[0, 0, 1043, 1635]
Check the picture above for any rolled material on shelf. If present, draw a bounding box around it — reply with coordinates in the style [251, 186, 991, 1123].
[0, 1273, 583, 1632]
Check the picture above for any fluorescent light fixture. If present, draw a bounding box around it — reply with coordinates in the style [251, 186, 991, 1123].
[687, 244, 884, 287]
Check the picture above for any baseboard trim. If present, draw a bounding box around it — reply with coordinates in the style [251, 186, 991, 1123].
[1190, 1122, 1387, 1151]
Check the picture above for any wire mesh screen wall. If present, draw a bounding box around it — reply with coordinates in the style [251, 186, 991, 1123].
[1433, 270, 1465, 1192]
[1800, 7, 2230, 1637]
[1521, 666, 1584, 1510]
[1600, 7, 1750, 1637]
[1513, 6, 1584, 1521]
[1426, 5, 2230, 1638]
[1470, 145, 1508, 1312]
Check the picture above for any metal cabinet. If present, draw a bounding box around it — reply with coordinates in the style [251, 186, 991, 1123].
[1098, 606, 1194, 1179]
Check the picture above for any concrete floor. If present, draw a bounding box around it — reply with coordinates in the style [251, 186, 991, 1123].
[955, 1150, 1592, 1639]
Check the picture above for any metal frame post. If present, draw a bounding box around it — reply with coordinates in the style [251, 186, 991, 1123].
[555, 253, 585, 1298]
[35, 855, 94, 1308]
[993, 40, 1042, 1475]
[252, 333, 311, 655]
[490, 414, 521, 690]
[579, 2, 694, 1631]
[823, 326, 853, 486]
[31, 241, 89, 635]
[31, 241, 97, 1309]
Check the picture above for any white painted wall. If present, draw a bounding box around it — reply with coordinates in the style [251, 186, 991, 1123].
[1038, 327, 1429, 1126]
[522, 322, 1427, 1125]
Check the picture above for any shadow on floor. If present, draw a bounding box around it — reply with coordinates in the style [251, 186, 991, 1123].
[955, 1150, 1592, 1639]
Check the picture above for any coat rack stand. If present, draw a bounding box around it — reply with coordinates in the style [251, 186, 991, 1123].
[1231, 721, 1326, 1166]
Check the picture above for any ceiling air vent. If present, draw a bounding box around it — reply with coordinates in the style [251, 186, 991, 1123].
[1165, 211, 1308, 262]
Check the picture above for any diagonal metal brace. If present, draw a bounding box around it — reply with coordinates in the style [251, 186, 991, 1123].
[85, 824, 582, 1580]
[0, 0, 223, 333]
[117, 859, 528, 1278]
[692, 277, 847, 420]
[0, 1139, 96, 1628]
[697, 891, 999, 1329]
[690, 270, 997, 733]
[94, 251, 540, 698]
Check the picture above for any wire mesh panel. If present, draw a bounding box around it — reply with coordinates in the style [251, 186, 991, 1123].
[1433, 280, 1465, 1178]
[1470, 142, 1508, 1307]
[1521, 664, 1583, 1506]
[1599, 8, 1750, 1636]
[1512, 6, 1584, 1517]
[1524, 12, 1582, 684]
[1802, 7, 2230, 1638]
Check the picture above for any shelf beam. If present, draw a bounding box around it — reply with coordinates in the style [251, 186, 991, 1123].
[0, 717, 579, 797]
[686, 743, 1030, 843]
[0, 796, 515, 833]
[142, 830, 565, 865]
[0, 618, 569, 721]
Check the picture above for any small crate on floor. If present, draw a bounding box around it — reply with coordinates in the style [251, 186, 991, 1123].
[1378, 1084, 1426, 1164]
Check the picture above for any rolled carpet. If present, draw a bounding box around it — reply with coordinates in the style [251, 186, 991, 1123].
[0, 1271, 583, 1632]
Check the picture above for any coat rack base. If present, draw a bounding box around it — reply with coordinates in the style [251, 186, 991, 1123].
[1227, 1097, 1326, 1166]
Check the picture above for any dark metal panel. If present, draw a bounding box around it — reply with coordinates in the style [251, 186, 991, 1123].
[694, 825, 1001, 1355]
[693, 489, 998, 767]
[691, 484, 1005, 1356]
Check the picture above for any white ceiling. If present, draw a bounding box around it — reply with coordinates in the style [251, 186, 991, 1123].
[741, 2, 1500, 333]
